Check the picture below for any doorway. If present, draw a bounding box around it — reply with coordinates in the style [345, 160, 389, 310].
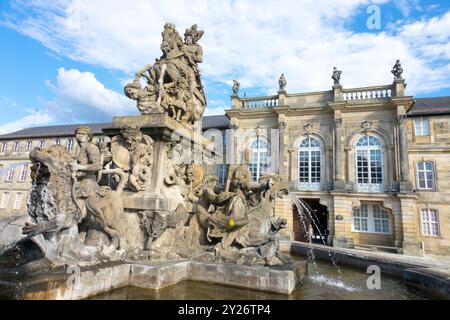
[293, 198, 329, 244]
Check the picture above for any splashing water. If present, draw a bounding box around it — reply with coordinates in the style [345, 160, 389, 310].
[289, 195, 341, 273]
[309, 274, 361, 292]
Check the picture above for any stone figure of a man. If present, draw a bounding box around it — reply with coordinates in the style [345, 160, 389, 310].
[70, 126, 103, 222]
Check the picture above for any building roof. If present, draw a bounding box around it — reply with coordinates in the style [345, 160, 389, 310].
[0, 115, 230, 140]
[408, 96, 450, 117]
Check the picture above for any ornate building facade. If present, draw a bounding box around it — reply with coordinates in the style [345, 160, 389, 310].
[226, 78, 450, 256]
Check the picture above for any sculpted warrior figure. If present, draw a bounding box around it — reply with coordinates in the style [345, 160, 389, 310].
[391, 59, 403, 79]
[278, 74, 287, 91]
[331, 67, 342, 85]
[124, 23, 206, 124]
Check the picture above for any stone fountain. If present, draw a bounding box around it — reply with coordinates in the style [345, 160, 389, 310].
[0, 23, 306, 300]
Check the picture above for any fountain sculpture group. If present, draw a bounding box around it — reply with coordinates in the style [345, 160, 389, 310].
[0, 23, 304, 299]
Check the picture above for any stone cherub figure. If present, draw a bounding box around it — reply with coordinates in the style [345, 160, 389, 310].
[278, 73, 287, 91]
[332, 67, 342, 85]
[232, 80, 240, 95]
[391, 59, 403, 79]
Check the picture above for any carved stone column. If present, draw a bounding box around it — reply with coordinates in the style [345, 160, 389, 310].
[333, 117, 345, 190]
[397, 115, 413, 192]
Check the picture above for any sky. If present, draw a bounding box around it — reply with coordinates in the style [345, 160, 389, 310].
[0, 0, 449, 134]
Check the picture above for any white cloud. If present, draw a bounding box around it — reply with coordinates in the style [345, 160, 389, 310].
[0, 109, 52, 134]
[45, 67, 136, 123]
[2, 0, 449, 100]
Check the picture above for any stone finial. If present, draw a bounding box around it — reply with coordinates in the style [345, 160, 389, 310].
[391, 59, 403, 80]
[232, 80, 240, 95]
[331, 67, 342, 86]
[278, 73, 287, 91]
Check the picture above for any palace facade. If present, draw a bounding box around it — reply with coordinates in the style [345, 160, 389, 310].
[1, 80, 449, 256]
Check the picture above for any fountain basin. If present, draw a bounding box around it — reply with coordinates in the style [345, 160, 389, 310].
[0, 260, 307, 300]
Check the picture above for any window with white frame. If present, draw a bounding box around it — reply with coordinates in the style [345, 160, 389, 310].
[55, 138, 61, 145]
[39, 140, 45, 148]
[67, 138, 73, 150]
[1, 192, 10, 209]
[19, 164, 28, 182]
[356, 135, 383, 192]
[298, 136, 322, 190]
[352, 203, 391, 234]
[421, 209, 439, 236]
[1, 142, 7, 152]
[417, 161, 435, 190]
[414, 118, 430, 136]
[26, 140, 32, 151]
[353, 204, 369, 231]
[249, 138, 269, 182]
[12, 141, 19, 152]
[13, 192, 22, 210]
[6, 169, 14, 182]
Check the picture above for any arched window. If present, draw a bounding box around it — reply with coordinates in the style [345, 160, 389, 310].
[298, 136, 322, 190]
[249, 138, 269, 182]
[356, 135, 383, 192]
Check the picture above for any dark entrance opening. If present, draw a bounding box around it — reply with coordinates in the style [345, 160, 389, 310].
[293, 198, 329, 244]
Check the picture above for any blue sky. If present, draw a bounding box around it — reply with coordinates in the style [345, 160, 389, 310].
[0, 0, 449, 134]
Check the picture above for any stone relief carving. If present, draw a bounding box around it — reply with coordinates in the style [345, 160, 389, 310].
[124, 23, 206, 124]
[351, 200, 361, 208]
[304, 123, 313, 134]
[361, 120, 378, 132]
[334, 118, 343, 128]
[397, 115, 407, 126]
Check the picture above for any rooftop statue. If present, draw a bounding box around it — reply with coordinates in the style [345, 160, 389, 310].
[391, 59, 403, 80]
[331, 67, 342, 86]
[232, 80, 240, 95]
[278, 73, 287, 91]
[124, 23, 206, 124]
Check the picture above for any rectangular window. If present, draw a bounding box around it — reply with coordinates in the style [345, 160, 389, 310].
[373, 204, 390, 233]
[13, 193, 22, 210]
[421, 209, 439, 236]
[6, 169, 14, 182]
[353, 204, 368, 231]
[55, 139, 61, 145]
[19, 164, 28, 182]
[414, 118, 430, 136]
[26, 140, 33, 151]
[217, 164, 227, 185]
[67, 138, 73, 150]
[417, 161, 435, 190]
[0, 142, 6, 152]
[39, 140, 46, 148]
[1, 192, 10, 209]
[12, 141, 19, 152]
[353, 203, 391, 234]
